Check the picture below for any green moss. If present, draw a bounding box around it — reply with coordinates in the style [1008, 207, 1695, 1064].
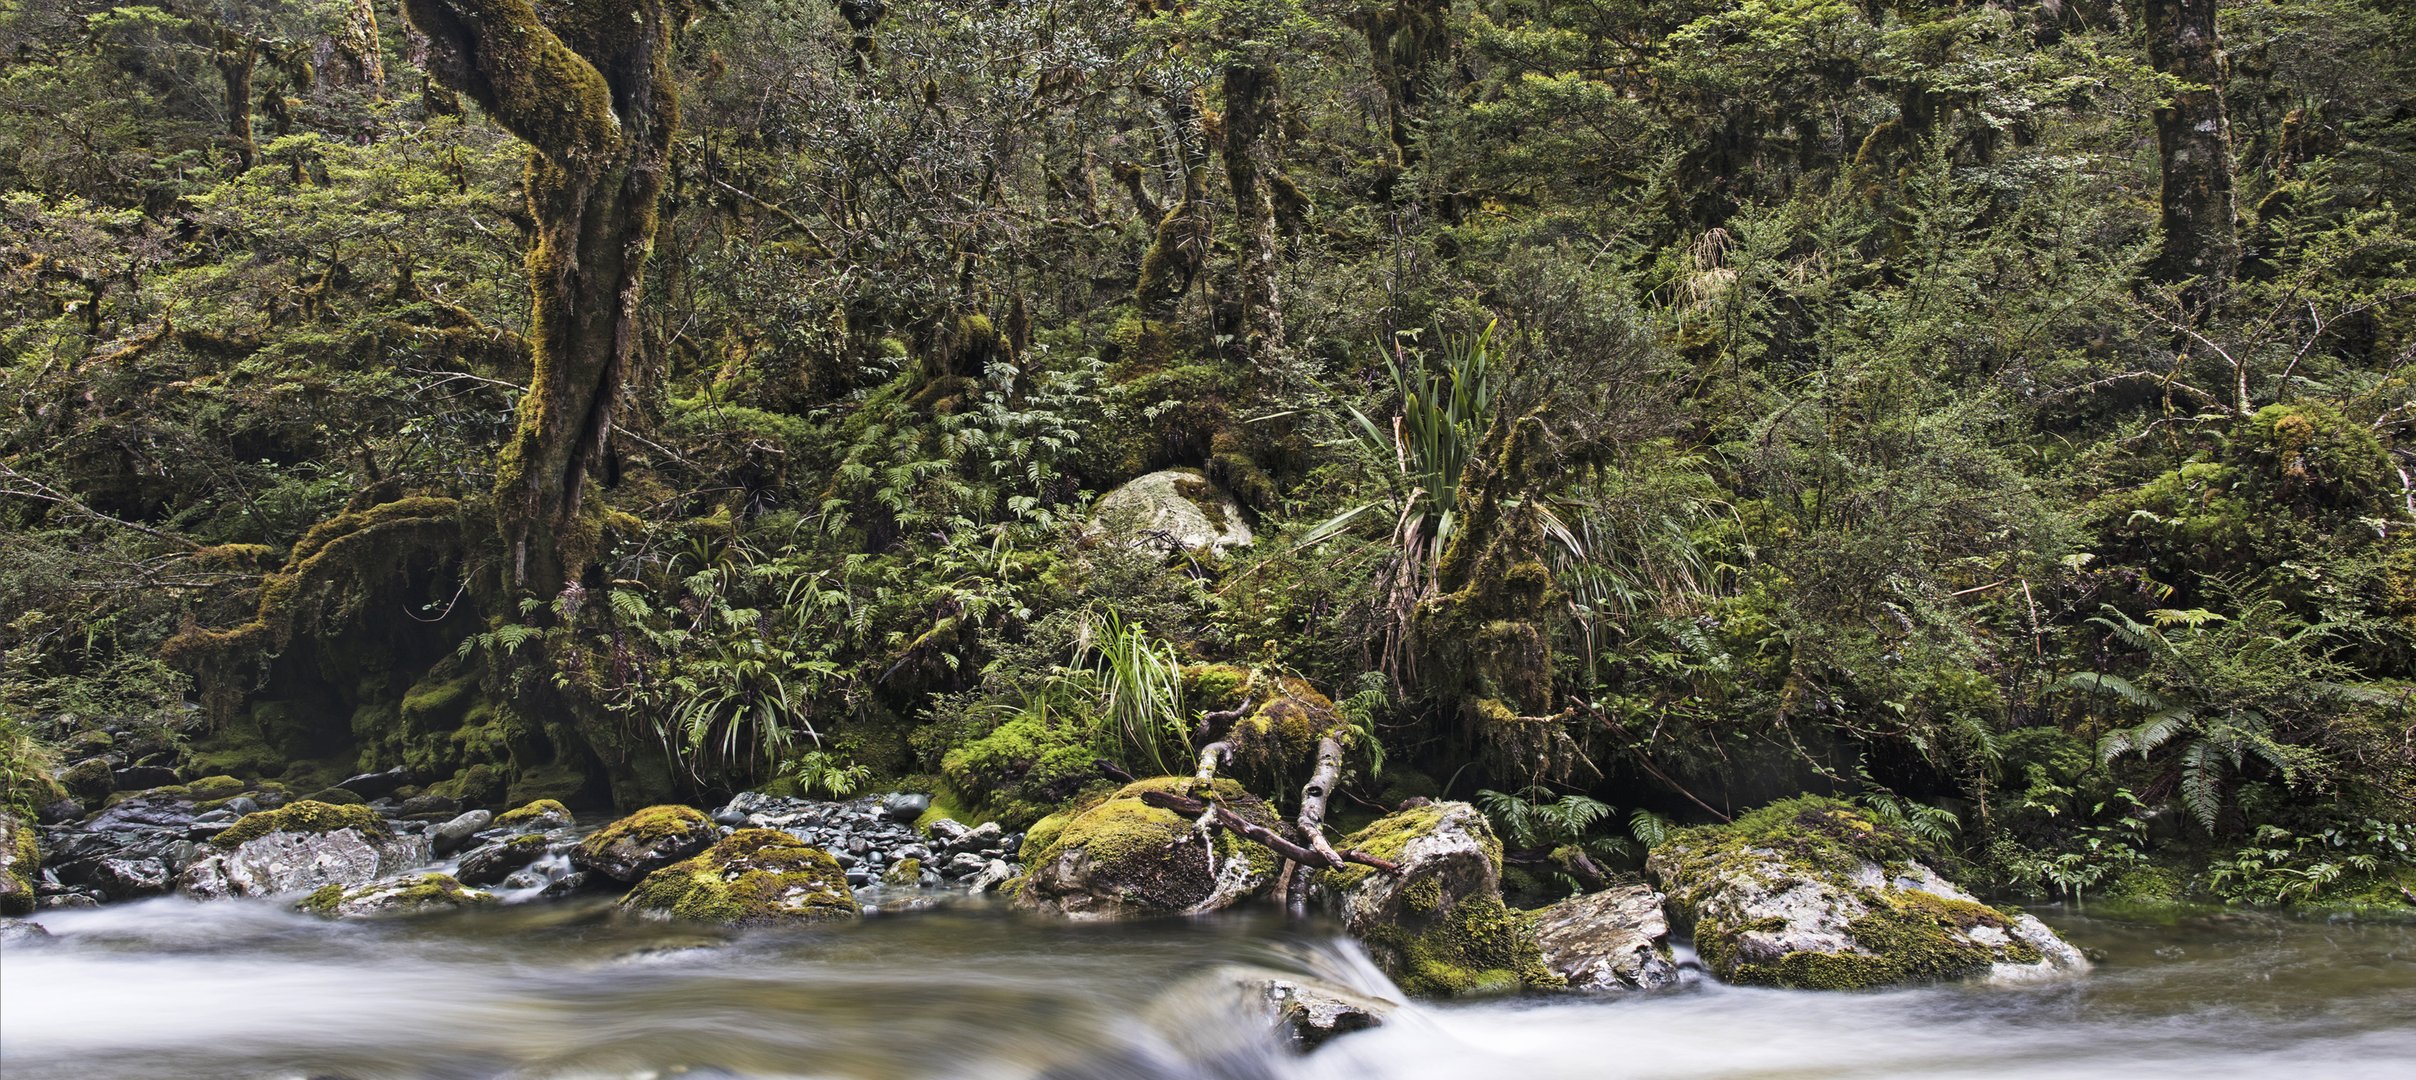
[186, 775, 246, 800]
[495, 798, 572, 827]
[884, 858, 923, 886]
[1021, 777, 1281, 912]
[212, 799, 387, 847]
[1355, 889, 1553, 997]
[940, 709, 1102, 829]
[1718, 887, 2022, 990]
[298, 873, 492, 917]
[579, 804, 714, 860]
[621, 829, 860, 925]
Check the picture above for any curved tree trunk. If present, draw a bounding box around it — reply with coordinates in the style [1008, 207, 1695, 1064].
[403, 0, 689, 595]
[2145, 0, 2238, 294]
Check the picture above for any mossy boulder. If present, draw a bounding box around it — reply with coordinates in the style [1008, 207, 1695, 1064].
[178, 800, 431, 900]
[1088, 469, 1253, 554]
[1648, 796, 2088, 990]
[1014, 777, 1282, 920]
[0, 811, 36, 916]
[1307, 801, 1553, 997]
[621, 829, 861, 925]
[209, 799, 386, 847]
[573, 805, 718, 882]
[495, 798, 574, 830]
[58, 757, 115, 803]
[298, 872, 494, 918]
[1530, 883, 1680, 992]
[939, 710, 1104, 829]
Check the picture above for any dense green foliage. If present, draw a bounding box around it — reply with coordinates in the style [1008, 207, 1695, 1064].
[1, 0, 2409, 909]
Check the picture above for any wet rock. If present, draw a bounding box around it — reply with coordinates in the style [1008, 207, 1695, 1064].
[1014, 777, 1281, 920]
[1, 810, 36, 915]
[400, 793, 463, 818]
[36, 798, 83, 826]
[574, 805, 718, 882]
[494, 799, 574, 832]
[58, 855, 170, 898]
[1531, 884, 1680, 992]
[429, 810, 493, 855]
[1307, 801, 1548, 997]
[112, 765, 181, 790]
[176, 800, 431, 900]
[1089, 469, 1253, 554]
[299, 872, 493, 918]
[621, 829, 861, 924]
[1261, 977, 1390, 1051]
[882, 792, 930, 823]
[1648, 796, 2089, 990]
[0, 917, 51, 945]
[968, 858, 1015, 893]
[456, 835, 550, 886]
[334, 768, 414, 801]
[37, 892, 99, 910]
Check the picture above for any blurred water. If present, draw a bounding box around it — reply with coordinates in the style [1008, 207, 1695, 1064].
[4, 897, 2411, 1080]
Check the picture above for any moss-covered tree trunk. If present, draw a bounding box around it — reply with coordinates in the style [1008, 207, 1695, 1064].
[1130, 86, 1213, 364]
[1354, 0, 1450, 198]
[2145, 0, 2238, 292]
[318, 0, 387, 96]
[1220, 62, 1284, 370]
[403, 0, 689, 594]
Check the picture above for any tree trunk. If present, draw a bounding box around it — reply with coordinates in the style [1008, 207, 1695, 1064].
[404, 0, 688, 595]
[2145, 0, 2238, 292]
[1129, 86, 1212, 365]
[318, 0, 388, 97]
[1355, 0, 1450, 198]
[1220, 62, 1284, 371]
[216, 39, 256, 171]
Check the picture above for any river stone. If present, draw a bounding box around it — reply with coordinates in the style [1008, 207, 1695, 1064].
[457, 834, 551, 886]
[334, 767, 414, 801]
[1088, 469, 1253, 554]
[882, 792, 930, 823]
[1648, 796, 2089, 990]
[0, 917, 51, 945]
[430, 809, 492, 855]
[494, 798, 575, 831]
[621, 829, 860, 924]
[1013, 777, 1281, 921]
[58, 757, 115, 803]
[176, 800, 431, 900]
[299, 872, 493, 918]
[1306, 801, 1548, 997]
[1260, 976, 1391, 1051]
[1, 811, 36, 916]
[573, 805, 718, 882]
[1531, 884, 1680, 992]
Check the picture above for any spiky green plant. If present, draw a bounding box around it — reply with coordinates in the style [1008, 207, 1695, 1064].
[1068, 610, 1188, 776]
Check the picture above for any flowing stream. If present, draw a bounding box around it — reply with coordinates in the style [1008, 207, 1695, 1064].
[4, 898, 2411, 1080]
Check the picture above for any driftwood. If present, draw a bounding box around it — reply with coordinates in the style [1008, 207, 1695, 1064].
[1137, 789, 1401, 874]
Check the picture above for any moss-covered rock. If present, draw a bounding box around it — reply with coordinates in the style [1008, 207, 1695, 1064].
[298, 872, 494, 918]
[621, 829, 861, 924]
[210, 799, 387, 848]
[0, 811, 36, 916]
[494, 798, 574, 830]
[1307, 801, 1553, 997]
[57, 757, 115, 804]
[1014, 777, 1282, 920]
[940, 710, 1103, 829]
[1088, 469, 1253, 554]
[573, 804, 718, 882]
[178, 800, 430, 900]
[1649, 796, 2088, 989]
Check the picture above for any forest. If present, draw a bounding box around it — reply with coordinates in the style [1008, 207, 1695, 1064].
[0, 0, 2412, 955]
